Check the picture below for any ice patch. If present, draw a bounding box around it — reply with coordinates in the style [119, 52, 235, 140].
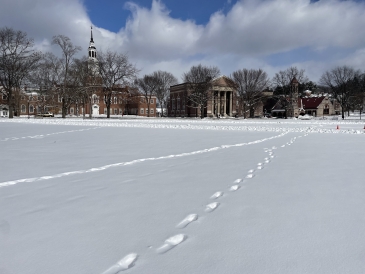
[205, 202, 220, 213]
[176, 214, 198, 229]
[102, 253, 138, 274]
[210, 192, 223, 199]
[156, 234, 187, 254]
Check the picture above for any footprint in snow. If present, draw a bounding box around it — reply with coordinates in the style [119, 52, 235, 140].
[156, 234, 187, 254]
[229, 185, 240, 191]
[233, 179, 242, 184]
[210, 191, 223, 199]
[264, 160, 270, 164]
[102, 253, 138, 274]
[205, 202, 220, 213]
[176, 214, 198, 229]
[248, 169, 254, 173]
[246, 174, 254, 179]
[257, 166, 263, 170]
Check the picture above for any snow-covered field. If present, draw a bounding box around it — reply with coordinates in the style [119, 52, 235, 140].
[1, 118, 365, 274]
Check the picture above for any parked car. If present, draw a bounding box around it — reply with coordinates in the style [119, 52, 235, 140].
[37, 112, 54, 117]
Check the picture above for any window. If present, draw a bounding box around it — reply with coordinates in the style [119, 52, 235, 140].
[150, 99, 154, 104]
[21, 105, 26, 113]
[37, 106, 42, 113]
[177, 97, 180, 110]
[104, 108, 107, 114]
[119, 109, 123, 114]
[21, 96, 25, 100]
[70, 108, 74, 114]
[29, 105, 34, 113]
[140, 108, 144, 114]
[2, 94, 7, 100]
[58, 96, 62, 103]
[114, 108, 117, 115]
[145, 108, 148, 114]
[150, 109, 154, 114]
[38, 96, 41, 101]
[29, 96, 33, 101]
[114, 97, 117, 104]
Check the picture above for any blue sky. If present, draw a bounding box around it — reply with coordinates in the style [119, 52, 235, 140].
[0, 0, 365, 83]
[85, 0, 236, 32]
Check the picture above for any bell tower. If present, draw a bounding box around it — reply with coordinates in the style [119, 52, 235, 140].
[88, 26, 97, 61]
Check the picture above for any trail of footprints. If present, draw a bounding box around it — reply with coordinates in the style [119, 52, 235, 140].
[102, 134, 305, 273]
[0, 127, 99, 142]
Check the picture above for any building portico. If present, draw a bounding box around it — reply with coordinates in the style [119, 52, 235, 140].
[169, 75, 236, 118]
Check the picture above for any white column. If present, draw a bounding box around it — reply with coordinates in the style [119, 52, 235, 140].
[217, 92, 221, 116]
[223, 91, 227, 116]
[229, 91, 233, 116]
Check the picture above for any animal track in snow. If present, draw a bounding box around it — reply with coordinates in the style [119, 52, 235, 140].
[248, 169, 254, 173]
[229, 185, 240, 191]
[210, 192, 223, 199]
[156, 234, 187, 254]
[205, 202, 220, 213]
[257, 166, 263, 170]
[246, 174, 254, 179]
[176, 214, 198, 228]
[102, 253, 138, 274]
[233, 179, 242, 184]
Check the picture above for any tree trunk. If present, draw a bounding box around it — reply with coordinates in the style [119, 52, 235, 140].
[62, 98, 66, 118]
[200, 104, 204, 119]
[7, 94, 14, 118]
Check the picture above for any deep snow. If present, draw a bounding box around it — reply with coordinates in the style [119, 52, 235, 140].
[1, 118, 365, 274]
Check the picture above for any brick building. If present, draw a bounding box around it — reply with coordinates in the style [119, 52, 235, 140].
[168, 75, 237, 118]
[0, 28, 156, 118]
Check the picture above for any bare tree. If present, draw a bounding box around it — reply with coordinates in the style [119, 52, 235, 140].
[68, 57, 102, 118]
[272, 66, 309, 95]
[154, 70, 178, 117]
[52, 35, 82, 118]
[134, 74, 159, 117]
[320, 66, 360, 119]
[230, 68, 270, 118]
[0, 27, 41, 118]
[183, 64, 220, 119]
[98, 50, 139, 118]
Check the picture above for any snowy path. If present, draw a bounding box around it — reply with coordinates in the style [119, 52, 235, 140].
[1, 119, 365, 274]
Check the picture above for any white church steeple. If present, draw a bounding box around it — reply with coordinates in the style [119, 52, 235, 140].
[88, 26, 97, 61]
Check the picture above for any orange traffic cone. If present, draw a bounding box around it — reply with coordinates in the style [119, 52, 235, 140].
[336, 125, 339, 130]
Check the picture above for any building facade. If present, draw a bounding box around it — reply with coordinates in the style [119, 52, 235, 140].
[168, 76, 237, 118]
